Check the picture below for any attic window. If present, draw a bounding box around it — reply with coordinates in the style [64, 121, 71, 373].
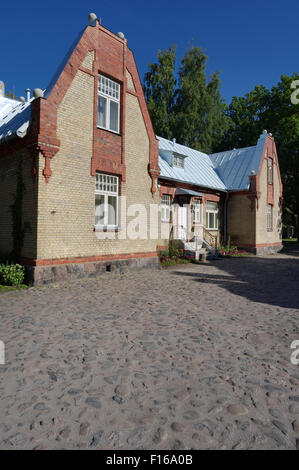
[173, 154, 185, 169]
[97, 74, 120, 133]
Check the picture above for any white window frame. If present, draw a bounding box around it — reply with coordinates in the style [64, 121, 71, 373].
[161, 194, 171, 222]
[267, 204, 273, 231]
[95, 173, 119, 229]
[97, 74, 120, 134]
[173, 154, 185, 169]
[206, 201, 218, 230]
[268, 157, 273, 185]
[192, 199, 201, 224]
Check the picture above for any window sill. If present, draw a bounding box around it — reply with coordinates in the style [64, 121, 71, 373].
[96, 125, 121, 136]
[94, 226, 122, 232]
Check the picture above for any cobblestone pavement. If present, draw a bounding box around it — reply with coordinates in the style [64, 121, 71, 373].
[0, 253, 299, 450]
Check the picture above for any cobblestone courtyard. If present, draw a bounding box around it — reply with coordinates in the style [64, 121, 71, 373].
[0, 251, 299, 449]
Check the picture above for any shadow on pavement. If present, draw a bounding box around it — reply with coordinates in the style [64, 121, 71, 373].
[172, 253, 299, 310]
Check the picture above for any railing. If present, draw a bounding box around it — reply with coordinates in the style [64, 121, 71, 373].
[203, 227, 218, 248]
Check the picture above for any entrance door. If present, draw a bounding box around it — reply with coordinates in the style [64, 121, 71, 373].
[178, 206, 187, 241]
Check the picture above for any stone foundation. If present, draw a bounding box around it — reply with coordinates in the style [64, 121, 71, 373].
[255, 244, 283, 256]
[243, 244, 283, 255]
[26, 256, 160, 285]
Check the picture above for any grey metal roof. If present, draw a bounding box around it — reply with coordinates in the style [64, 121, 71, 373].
[209, 133, 267, 191]
[0, 28, 86, 143]
[158, 136, 227, 192]
[158, 134, 267, 192]
[0, 96, 31, 142]
[175, 188, 204, 197]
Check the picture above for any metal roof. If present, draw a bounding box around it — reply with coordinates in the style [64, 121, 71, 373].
[0, 96, 31, 142]
[175, 188, 204, 197]
[0, 28, 86, 143]
[209, 132, 267, 191]
[158, 134, 268, 192]
[158, 136, 227, 192]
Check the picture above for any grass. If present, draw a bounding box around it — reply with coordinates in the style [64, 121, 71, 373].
[160, 258, 189, 268]
[0, 284, 28, 294]
[283, 238, 298, 244]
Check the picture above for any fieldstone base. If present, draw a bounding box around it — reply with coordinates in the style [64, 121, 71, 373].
[246, 244, 283, 255]
[26, 256, 160, 285]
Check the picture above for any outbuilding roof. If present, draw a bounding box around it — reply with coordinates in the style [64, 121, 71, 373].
[158, 136, 227, 192]
[158, 133, 268, 192]
[209, 132, 267, 191]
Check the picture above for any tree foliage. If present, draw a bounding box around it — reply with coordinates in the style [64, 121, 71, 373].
[143, 45, 228, 153]
[216, 74, 299, 234]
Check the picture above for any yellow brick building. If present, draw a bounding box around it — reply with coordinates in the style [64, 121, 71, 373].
[0, 19, 283, 284]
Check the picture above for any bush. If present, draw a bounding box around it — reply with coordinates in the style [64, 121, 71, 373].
[0, 263, 25, 286]
[218, 244, 248, 257]
[159, 244, 189, 267]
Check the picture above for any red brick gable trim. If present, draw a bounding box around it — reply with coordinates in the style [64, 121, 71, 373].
[126, 49, 160, 193]
[257, 135, 283, 200]
[1, 23, 159, 188]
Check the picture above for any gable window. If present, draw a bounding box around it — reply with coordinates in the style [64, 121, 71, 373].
[206, 201, 218, 230]
[161, 194, 171, 222]
[95, 173, 119, 228]
[97, 74, 120, 133]
[267, 204, 273, 231]
[173, 154, 185, 169]
[192, 199, 201, 224]
[268, 158, 273, 184]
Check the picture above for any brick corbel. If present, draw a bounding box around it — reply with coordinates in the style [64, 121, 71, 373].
[148, 165, 160, 195]
[38, 143, 60, 183]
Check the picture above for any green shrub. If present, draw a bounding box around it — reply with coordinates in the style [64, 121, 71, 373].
[0, 263, 25, 286]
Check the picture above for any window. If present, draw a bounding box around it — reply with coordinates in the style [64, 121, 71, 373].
[97, 74, 120, 133]
[192, 199, 201, 224]
[267, 204, 273, 231]
[95, 173, 119, 228]
[206, 201, 218, 230]
[268, 158, 273, 184]
[161, 194, 171, 222]
[173, 154, 185, 169]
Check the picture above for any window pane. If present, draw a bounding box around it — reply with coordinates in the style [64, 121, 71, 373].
[95, 194, 105, 225]
[108, 196, 117, 226]
[110, 100, 119, 132]
[98, 96, 107, 128]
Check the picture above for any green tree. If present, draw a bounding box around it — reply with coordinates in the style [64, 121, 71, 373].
[217, 74, 299, 237]
[143, 44, 228, 153]
[174, 46, 228, 153]
[143, 46, 177, 139]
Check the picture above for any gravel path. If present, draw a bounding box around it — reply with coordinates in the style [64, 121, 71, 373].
[0, 252, 299, 449]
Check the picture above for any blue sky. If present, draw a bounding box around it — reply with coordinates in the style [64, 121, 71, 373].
[1, 0, 298, 103]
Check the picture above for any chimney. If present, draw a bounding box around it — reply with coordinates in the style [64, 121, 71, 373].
[172, 138, 176, 145]
[26, 88, 31, 102]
